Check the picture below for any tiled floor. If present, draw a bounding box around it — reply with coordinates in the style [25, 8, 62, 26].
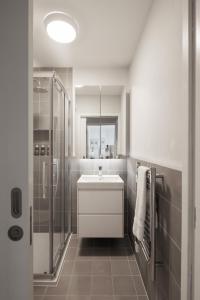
[34, 235, 148, 300]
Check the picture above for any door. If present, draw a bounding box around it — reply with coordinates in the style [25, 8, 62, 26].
[0, 1, 33, 299]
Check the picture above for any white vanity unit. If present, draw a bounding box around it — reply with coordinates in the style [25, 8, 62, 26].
[77, 175, 124, 238]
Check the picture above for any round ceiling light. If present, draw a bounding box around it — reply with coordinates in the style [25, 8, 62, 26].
[43, 12, 78, 44]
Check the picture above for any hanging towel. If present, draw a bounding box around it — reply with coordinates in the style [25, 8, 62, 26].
[133, 166, 150, 241]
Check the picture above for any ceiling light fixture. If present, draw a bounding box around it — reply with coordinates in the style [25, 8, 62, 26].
[43, 12, 78, 44]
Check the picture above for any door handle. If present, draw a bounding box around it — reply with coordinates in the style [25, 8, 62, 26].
[42, 161, 46, 199]
[11, 187, 22, 218]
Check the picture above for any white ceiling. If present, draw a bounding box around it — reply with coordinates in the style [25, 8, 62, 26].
[33, 0, 152, 68]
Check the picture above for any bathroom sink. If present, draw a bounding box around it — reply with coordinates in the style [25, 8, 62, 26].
[77, 174, 124, 237]
[77, 174, 124, 189]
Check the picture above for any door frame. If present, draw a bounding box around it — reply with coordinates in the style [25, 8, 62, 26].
[181, 0, 195, 299]
[193, 0, 200, 299]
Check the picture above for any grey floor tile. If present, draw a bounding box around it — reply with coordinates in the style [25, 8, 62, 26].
[69, 238, 80, 248]
[92, 247, 110, 260]
[112, 276, 137, 295]
[45, 276, 70, 295]
[68, 276, 91, 295]
[129, 261, 140, 275]
[115, 296, 138, 300]
[65, 296, 90, 300]
[79, 238, 95, 248]
[43, 296, 66, 300]
[110, 260, 131, 275]
[76, 247, 94, 260]
[125, 247, 135, 257]
[110, 248, 128, 260]
[133, 276, 146, 295]
[33, 238, 148, 300]
[93, 238, 111, 248]
[72, 261, 92, 275]
[110, 237, 131, 248]
[69, 237, 94, 248]
[34, 296, 43, 300]
[91, 296, 114, 300]
[62, 261, 74, 275]
[65, 247, 77, 261]
[91, 276, 113, 295]
[34, 286, 47, 295]
[92, 261, 111, 275]
[138, 296, 149, 300]
[127, 251, 136, 260]
[71, 234, 78, 239]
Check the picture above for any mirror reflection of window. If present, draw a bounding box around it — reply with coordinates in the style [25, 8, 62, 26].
[101, 124, 116, 158]
[86, 117, 117, 159]
[87, 125, 100, 159]
[75, 85, 128, 159]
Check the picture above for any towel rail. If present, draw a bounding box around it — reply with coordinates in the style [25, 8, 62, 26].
[136, 163, 164, 281]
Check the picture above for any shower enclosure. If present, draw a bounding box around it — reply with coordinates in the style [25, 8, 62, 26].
[33, 72, 71, 279]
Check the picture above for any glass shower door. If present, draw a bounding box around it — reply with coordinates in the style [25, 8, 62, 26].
[33, 73, 72, 281]
[33, 77, 51, 275]
[51, 79, 65, 271]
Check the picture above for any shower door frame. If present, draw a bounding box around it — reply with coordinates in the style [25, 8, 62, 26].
[33, 72, 71, 280]
[49, 75, 66, 276]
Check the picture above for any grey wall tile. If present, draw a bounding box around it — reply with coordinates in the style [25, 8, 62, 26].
[127, 157, 181, 300]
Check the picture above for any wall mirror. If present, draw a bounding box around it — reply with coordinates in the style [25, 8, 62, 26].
[75, 85, 128, 159]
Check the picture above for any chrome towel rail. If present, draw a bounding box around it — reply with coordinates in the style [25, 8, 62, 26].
[136, 163, 164, 281]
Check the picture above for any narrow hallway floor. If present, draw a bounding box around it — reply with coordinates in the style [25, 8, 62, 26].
[34, 234, 148, 300]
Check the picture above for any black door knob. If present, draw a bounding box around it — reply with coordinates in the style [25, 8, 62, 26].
[8, 225, 23, 241]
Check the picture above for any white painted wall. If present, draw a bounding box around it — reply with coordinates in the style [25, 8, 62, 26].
[0, 1, 33, 299]
[73, 67, 128, 86]
[129, 0, 183, 170]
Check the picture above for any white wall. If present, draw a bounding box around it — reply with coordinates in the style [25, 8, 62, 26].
[129, 0, 182, 170]
[73, 67, 128, 86]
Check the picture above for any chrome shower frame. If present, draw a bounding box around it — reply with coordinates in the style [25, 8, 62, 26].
[33, 71, 71, 282]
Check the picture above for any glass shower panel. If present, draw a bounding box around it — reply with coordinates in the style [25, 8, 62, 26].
[33, 77, 51, 275]
[33, 72, 71, 281]
[52, 80, 65, 270]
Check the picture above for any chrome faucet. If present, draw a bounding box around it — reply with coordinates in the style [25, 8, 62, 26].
[98, 166, 102, 177]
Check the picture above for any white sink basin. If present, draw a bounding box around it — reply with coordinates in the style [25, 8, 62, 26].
[77, 174, 124, 189]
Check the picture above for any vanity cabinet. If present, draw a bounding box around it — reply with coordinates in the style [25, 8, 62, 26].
[77, 175, 124, 238]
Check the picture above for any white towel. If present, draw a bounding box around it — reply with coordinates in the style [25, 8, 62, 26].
[133, 166, 149, 241]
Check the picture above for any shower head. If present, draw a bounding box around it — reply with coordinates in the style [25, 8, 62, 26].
[33, 78, 48, 94]
[33, 87, 48, 93]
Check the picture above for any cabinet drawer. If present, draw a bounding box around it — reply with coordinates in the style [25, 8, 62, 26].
[78, 190, 123, 214]
[78, 214, 123, 238]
